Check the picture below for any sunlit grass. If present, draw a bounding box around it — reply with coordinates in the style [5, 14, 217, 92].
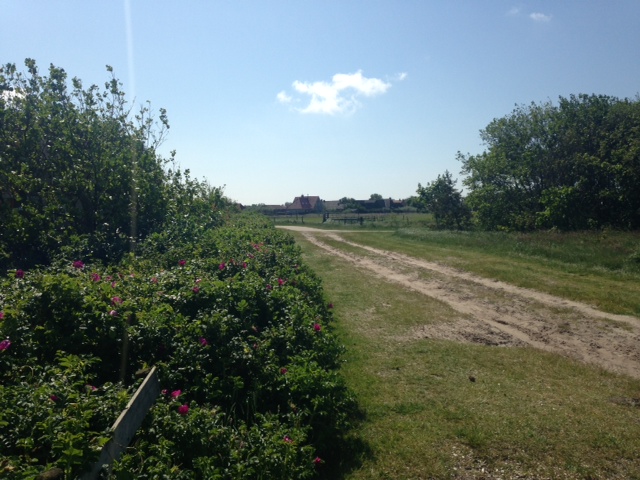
[338, 229, 640, 317]
[292, 231, 640, 479]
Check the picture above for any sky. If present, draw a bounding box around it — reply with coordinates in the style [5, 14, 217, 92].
[1, 1, 639, 206]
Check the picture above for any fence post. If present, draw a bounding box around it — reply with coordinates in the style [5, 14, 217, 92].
[81, 366, 160, 479]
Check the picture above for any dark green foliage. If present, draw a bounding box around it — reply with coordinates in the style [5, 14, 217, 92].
[459, 94, 640, 231]
[0, 213, 357, 478]
[0, 59, 356, 477]
[0, 59, 227, 270]
[416, 170, 471, 229]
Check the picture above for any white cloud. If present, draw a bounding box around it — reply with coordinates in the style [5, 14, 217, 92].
[276, 91, 292, 103]
[530, 12, 552, 22]
[507, 7, 520, 16]
[277, 70, 398, 115]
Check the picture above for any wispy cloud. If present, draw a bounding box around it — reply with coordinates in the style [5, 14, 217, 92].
[507, 7, 520, 16]
[278, 70, 405, 115]
[276, 91, 292, 103]
[529, 12, 552, 22]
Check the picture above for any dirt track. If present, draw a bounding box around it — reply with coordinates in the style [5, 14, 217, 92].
[281, 226, 640, 379]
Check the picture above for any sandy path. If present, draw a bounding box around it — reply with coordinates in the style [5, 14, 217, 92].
[280, 226, 640, 379]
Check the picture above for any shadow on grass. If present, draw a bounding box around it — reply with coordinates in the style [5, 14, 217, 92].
[318, 408, 375, 479]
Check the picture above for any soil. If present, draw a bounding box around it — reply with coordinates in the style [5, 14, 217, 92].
[280, 226, 640, 380]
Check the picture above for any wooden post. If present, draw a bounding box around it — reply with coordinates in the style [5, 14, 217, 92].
[81, 366, 160, 479]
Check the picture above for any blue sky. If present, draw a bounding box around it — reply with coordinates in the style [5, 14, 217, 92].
[2, 1, 639, 205]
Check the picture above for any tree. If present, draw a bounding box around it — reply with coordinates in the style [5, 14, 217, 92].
[369, 193, 383, 201]
[338, 197, 360, 211]
[0, 59, 227, 270]
[459, 94, 640, 230]
[416, 171, 470, 229]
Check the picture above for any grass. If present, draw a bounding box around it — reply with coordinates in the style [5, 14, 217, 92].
[336, 229, 640, 317]
[291, 229, 640, 479]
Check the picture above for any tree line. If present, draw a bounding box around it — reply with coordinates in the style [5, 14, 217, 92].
[417, 94, 640, 231]
[0, 59, 228, 270]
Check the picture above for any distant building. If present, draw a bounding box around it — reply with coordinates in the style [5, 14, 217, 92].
[287, 195, 323, 214]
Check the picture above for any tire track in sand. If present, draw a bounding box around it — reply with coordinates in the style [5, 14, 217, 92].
[281, 226, 640, 379]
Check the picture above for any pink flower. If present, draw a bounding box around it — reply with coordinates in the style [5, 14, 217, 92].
[313, 323, 322, 332]
[283, 435, 293, 443]
[109, 310, 118, 317]
[0, 339, 10, 351]
[327, 303, 333, 309]
[86, 384, 97, 392]
[178, 404, 189, 416]
[266, 284, 272, 291]
[151, 276, 158, 284]
[50, 394, 60, 402]
[161, 389, 168, 395]
[219, 263, 226, 270]
[195, 278, 202, 284]
[280, 368, 288, 375]
[278, 278, 285, 286]
[91, 273, 101, 282]
[112, 296, 123, 305]
[242, 262, 248, 269]
[171, 389, 182, 399]
[111, 281, 117, 289]
[0, 312, 4, 320]
[15, 269, 24, 279]
[199, 337, 208, 346]
[314, 457, 323, 466]
[192, 286, 200, 294]
[73, 260, 84, 269]
[178, 259, 186, 267]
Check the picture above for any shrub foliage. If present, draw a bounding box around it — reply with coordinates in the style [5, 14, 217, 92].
[0, 61, 357, 478]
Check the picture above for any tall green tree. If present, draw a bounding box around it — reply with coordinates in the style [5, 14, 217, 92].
[459, 94, 640, 230]
[416, 171, 470, 229]
[0, 59, 227, 270]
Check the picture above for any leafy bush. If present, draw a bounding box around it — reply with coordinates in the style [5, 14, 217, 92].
[0, 212, 358, 478]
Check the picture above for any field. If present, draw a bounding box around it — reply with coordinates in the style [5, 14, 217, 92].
[270, 212, 435, 229]
[283, 225, 640, 479]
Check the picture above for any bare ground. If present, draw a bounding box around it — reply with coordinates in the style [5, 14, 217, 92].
[281, 226, 640, 380]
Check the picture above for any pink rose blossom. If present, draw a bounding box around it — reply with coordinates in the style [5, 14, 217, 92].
[192, 286, 200, 294]
[314, 457, 323, 466]
[112, 296, 123, 305]
[0, 312, 4, 320]
[278, 278, 285, 286]
[109, 310, 118, 317]
[178, 259, 186, 267]
[280, 368, 288, 375]
[15, 269, 25, 279]
[219, 263, 226, 270]
[314, 323, 322, 332]
[0, 339, 10, 351]
[151, 276, 158, 284]
[73, 260, 84, 269]
[50, 394, 60, 402]
[91, 273, 101, 282]
[178, 404, 189, 415]
[199, 337, 208, 346]
[171, 389, 182, 399]
[284, 435, 293, 443]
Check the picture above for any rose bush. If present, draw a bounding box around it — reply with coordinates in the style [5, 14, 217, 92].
[0, 212, 358, 478]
